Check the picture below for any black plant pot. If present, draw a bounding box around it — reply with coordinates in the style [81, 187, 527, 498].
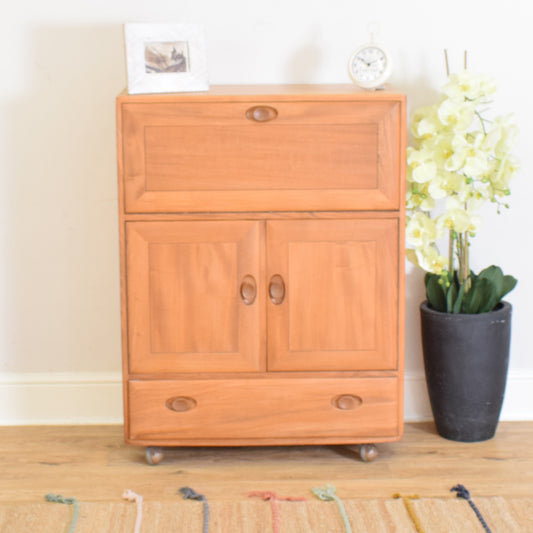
[420, 300, 512, 442]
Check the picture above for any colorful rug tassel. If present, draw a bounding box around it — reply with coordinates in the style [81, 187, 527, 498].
[122, 489, 143, 533]
[180, 486, 210, 533]
[451, 484, 492, 533]
[393, 493, 425, 533]
[248, 491, 306, 533]
[311, 484, 352, 533]
[45, 493, 80, 533]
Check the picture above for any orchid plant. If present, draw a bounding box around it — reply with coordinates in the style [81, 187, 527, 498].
[406, 70, 519, 313]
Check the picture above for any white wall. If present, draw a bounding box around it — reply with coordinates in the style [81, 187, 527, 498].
[1, 0, 532, 423]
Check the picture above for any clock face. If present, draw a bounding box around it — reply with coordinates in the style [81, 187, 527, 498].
[349, 45, 391, 89]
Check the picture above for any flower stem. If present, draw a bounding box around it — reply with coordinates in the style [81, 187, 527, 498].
[457, 233, 464, 284]
[456, 232, 470, 290]
[463, 232, 471, 291]
[448, 230, 455, 275]
[475, 110, 487, 135]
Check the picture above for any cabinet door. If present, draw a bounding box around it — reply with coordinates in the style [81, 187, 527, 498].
[120, 99, 402, 213]
[126, 221, 264, 373]
[267, 219, 398, 371]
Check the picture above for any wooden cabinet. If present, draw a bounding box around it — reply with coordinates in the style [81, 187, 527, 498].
[117, 85, 406, 463]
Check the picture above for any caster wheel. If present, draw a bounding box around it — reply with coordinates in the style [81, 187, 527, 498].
[359, 444, 378, 462]
[146, 446, 164, 465]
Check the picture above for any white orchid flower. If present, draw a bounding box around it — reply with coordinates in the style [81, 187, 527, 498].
[443, 71, 497, 102]
[406, 212, 440, 247]
[437, 97, 475, 130]
[406, 70, 518, 278]
[409, 245, 448, 274]
[407, 147, 438, 183]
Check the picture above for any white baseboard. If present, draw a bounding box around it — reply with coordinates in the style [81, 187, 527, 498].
[0, 372, 123, 425]
[0, 371, 531, 425]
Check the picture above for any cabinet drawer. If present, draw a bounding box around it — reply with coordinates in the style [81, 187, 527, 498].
[127, 378, 400, 443]
[119, 99, 402, 213]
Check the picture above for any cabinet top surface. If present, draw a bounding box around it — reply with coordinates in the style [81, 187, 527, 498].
[117, 84, 406, 103]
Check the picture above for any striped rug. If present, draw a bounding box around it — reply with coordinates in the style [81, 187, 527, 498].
[0, 495, 531, 532]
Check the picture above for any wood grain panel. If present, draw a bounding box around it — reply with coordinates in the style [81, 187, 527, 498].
[144, 124, 378, 191]
[127, 377, 399, 442]
[267, 219, 399, 371]
[148, 241, 238, 353]
[120, 99, 401, 212]
[126, 220, 264, 373]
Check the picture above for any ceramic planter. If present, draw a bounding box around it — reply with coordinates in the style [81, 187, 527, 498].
[420, 300, 512, 442]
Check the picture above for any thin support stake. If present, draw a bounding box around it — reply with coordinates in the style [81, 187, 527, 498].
[444, 49, 450, 77]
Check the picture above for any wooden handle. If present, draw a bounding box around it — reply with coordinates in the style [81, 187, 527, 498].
[240, 275, 257, 305]
[332, 394, 363, 410]
[165, 396, 197, 413]
[269, 274, 286, 305]
[245, 105, 278, 122]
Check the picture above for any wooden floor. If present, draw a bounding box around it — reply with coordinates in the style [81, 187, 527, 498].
[0, 422, 531, 502]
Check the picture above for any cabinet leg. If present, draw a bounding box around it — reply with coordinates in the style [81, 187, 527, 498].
[145, 446, 164, 465]
[359, 443, 378, 462]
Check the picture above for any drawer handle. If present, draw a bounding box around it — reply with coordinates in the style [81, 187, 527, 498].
[245, 105, 278, 122]
[166, 396, 197, 413]
[332, 394, 363, 410]
[240, 275, 257, 305]
[269, 274, 286, 305]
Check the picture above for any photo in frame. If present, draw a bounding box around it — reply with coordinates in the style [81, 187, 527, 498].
[124, 23, 209, 94]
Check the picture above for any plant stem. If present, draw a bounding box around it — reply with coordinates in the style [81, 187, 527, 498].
[463, 232, 471, 291]
[456, 233, 462, 281]
[457, 232, 471, 291]
[475, 110, 487, 135]
[448, 230, 455, 275]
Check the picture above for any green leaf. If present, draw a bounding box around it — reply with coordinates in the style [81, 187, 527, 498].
[500, 275, 518, 300]
[478, 266, 502, 278]
[446, 280, 458, 313]
[478, 282, 501, 313]
[475, 266, 517, 310]
[463, 277, 495, 314]
[452, 281, 467, 313]
[423, 268, 516, 314]
[425, 273, 447, 312]
[477, 265, 504, 297]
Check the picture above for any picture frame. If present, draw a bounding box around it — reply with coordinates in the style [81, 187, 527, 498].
[124, 23, 209, 94]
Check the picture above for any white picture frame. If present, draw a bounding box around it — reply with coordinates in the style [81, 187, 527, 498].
[124, 23, 209, 94]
